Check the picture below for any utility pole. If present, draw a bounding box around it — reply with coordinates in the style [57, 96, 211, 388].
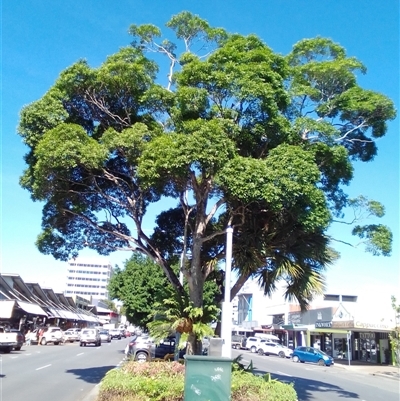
[221, 226, 233, 358]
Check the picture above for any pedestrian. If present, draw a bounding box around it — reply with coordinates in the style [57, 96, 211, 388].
[38, 327, 44, 345]
[25, 329, 32, 346]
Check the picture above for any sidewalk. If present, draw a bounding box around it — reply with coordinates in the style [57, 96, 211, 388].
[334, 359, 400, 380]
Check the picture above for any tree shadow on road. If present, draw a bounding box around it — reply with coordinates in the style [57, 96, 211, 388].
[65, 365, 116, 384]
[254, 369, 360, 400]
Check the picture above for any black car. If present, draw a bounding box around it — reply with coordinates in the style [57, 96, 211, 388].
[126, 335, 186, 362]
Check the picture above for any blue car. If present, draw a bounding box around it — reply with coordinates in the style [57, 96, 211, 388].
[292, 346, 334, 366]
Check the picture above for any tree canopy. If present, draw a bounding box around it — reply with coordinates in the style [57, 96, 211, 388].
[18, 12, 395, 354]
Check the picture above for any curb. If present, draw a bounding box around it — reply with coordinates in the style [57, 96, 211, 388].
[81, 383, 100, 401]
[371, 372, 400, 381]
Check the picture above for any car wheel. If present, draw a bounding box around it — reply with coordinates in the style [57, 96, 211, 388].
[54, 342, 59, 345]
[15, 346, 21, 351]
[235, 344, 240, 350]
[80, 342, 83, 347]
[292, 355, 299, 363]
[250, 346, 257, 353]
[135, 351, 148, 363]
[258, 349, 264, 356]
[41, 338, 47, 346]
[278, 351, 285, 358]
[318, 359, 325, 366]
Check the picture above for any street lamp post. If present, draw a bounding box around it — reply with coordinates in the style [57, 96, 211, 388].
[221, 226, 233, 358]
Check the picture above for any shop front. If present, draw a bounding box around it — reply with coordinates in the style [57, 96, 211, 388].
[309, 319, 392, 363]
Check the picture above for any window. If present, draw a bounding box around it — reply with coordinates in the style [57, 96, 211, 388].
[324, 294, 340, 301]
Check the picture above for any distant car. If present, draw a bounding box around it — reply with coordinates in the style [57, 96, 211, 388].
[126, 335, 185, 362]
[257, 342, 293, 358]
[109, 329, 121, 340]
[245, 337, 266, 353]
[69, 328, 82, 339]
[231, 335, 246, 350]
[35, 327, 63, 345]
[292, 346, 334, 366]
[63, 329, 79, 343]
[99, 329, 111, 343]
[10, 329, 24, 351]
[80, 328, 101, 347]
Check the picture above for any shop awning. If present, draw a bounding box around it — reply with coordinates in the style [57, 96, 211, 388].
[0, 300, 15, 319]
[61, 310, 80, 320]
[48, 307, 64, 318]
[281, 324, 309, 331]
[17, 301, 48, 316]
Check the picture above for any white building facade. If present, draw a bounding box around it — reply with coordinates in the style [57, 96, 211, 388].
[64, 257, 113, 300]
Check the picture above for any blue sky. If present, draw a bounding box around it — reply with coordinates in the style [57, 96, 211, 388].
[1, 1, 399, 305]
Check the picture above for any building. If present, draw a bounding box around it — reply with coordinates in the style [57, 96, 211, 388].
[64, 257, 113, 300]
[232, 278, 395, 364]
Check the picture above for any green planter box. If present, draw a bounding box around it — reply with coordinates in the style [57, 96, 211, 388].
[184, 355, 232, 401]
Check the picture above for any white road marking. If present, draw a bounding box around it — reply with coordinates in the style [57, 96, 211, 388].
[36, 364, 51, 371]
[10, 356, 18, 359]
[276, 371, 293, 377]
[77, 353, 84, 356]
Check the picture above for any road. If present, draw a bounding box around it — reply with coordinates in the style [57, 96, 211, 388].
[233, 349, 399, 401]
[0, 338, 128, 401]
[1, 342, 397, 401]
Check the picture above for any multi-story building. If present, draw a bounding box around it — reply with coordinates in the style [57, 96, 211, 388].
[64, 257, 113, 300]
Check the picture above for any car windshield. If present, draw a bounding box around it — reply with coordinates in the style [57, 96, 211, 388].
[318, 350, 329, 357]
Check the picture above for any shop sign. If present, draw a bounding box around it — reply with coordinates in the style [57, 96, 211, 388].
[288, 313, 302, 324]
[359, 332, 375, 339]
[332, 320, 354, 328]
[354, 321, 390, 330]
[315, 321, 332, 328]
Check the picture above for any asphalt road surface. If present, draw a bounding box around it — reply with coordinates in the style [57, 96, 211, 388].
[233, 349, 399, 401]
[1, 342, 397, 401]
[0, 338, 128, 401]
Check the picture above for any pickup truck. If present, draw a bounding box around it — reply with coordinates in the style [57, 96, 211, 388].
[0, 326, 19, 353]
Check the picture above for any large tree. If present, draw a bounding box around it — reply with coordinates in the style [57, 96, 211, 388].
[108, 253, 170, 328]
[18, 12, 395, 354]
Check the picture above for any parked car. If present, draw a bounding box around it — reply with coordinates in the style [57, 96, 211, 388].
[292, 346, 334, 366]
[99, 329, 111, 343]
[109, 329, 122, 339]
[63, 329, 79, 343]
[245, 337, 266, 353]
[80, 328, 101, 347]
[126, 335, 186, 362]
[68, 328, 82, 339]
[10, 329, 25, 351]
[0, 326, 20, 353]
[257, 342, 293, 358]
[36, 326, 63, 345]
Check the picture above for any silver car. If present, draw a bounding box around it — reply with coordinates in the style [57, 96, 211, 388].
[99, 329, 111, 343]
[80, 328, 101, 347]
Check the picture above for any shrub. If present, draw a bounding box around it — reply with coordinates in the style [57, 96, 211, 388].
[98, 360, 297, 401]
